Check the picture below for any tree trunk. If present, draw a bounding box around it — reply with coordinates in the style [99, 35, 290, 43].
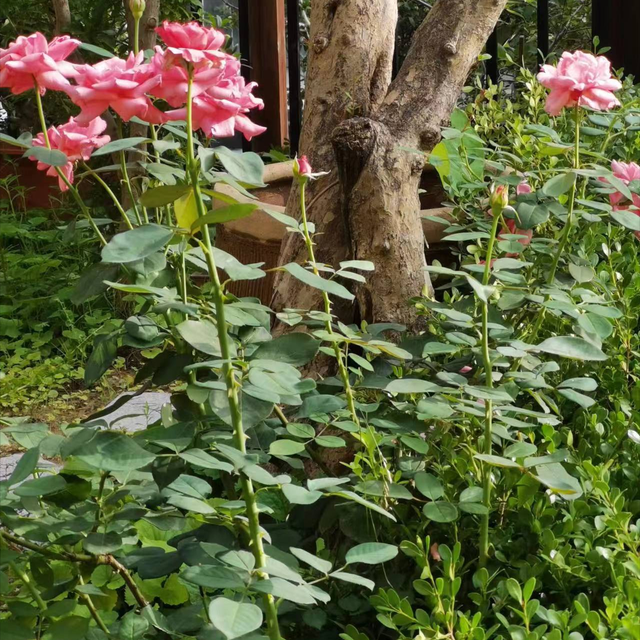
[274, 0, 508, 328]
[52, 0, 71, 35]
[271, 0, 397, 325]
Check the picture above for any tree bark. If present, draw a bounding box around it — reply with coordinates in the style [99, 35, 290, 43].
[273, 0, 508, 328]
[271, 0, 397, 325]
[52, 0, 71, 35]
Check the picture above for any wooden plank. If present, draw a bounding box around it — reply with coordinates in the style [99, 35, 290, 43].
[593, 0, 640, 78]
[244, 0, 288, 152]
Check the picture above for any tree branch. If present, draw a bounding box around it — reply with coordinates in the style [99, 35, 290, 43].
[52, 0, 71, 35]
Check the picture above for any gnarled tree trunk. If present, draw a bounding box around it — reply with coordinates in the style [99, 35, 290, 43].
[273, 0, 508, 328]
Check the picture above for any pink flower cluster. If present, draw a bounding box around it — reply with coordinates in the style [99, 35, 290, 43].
[30, 117, 110, 191]
[538, 51, 622, 116]
[0, 23, 265, 186]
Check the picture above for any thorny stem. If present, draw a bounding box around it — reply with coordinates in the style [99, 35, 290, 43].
[34, 82, 107, 245]
[185, 69, 282, 640]
[479, 199, 503, 568]
[527, 105, 581, 344]
[79, 574, 111, 635]
[116, 118, 144, 225]
[82, 162, 133, 229]
[298, 180, 393, 492]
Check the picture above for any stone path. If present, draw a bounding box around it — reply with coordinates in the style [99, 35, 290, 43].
[0, 391, 172, 482]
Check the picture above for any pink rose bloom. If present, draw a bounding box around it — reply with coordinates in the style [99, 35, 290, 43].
[149, 47, 236, 107]
[164, 74, 265, 140]
[537, 51, 622, 116]
[70, 52, 165, 124]
[0, 32, 79, 95]
[296, 156, 313, 177]
[516, 182, 532, 196]
[156, 21, 226, 67]
[29, 117, 110, 191]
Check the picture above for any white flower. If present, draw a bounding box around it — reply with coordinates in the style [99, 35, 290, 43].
[628, 429, 640, 445]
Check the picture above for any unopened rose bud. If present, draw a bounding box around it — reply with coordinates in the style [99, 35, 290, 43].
[490, 184, 509, 212]
[130, 0, 146, 19]
[293, 155, 313, 180]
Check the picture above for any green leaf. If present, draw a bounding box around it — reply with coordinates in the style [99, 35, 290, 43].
[542, 172, 576, 197]
[92, 137, 149, 156]
[44, 616, 89, 640]
[9, 446, 39, 486]
[139, 184, 191, 207]
[177, 319, 221, 356]
[192, 204, 258, 229]
[458, 502, 488, 515]
[466, 276, 495, 302]
[535, 463, 582, 498]
[422, 501, 459, 522]
[475, 454, 522, 468]
[536, 336, 607, 361]
[70, 263, 120, 305]
[345, 543, 398, 565]
[315, 435, 345, 448]
[506, 578, 523, 603]
[282, 484, 323, 505]
[414, 472, 444, 500]
[118, 612, 149, 640]
[339, 260, 375, 271]
[283, 262, 354, 301]
[78, 42, 115, 58]
[251, 333, 320, 366]
[214, 147, 266, 186]
[270, 439, 306, 456]
[14, 474, 66, 497]
[178, 449, 233, 473]
[102, 225, 174, 264]
[85, 335, 118, 386]
[568, 263, 595, 283]
[504, 442, 538, 458]
[610, 209, 640, 231]
[74, 431, 155, 471]
[286, 422, 315, 439]
[208, 597, 263, 639]
[356, 480, 413, 500]
[290, 547, 332, 573]
[444, 232, 491, 241]
[182, 566, 246, 591]
[330, 571, 375, 591]
[385, 379, 441, 394]
[25, 146, 68, 167]
[558, 388, 596, 408]
[83, 532, 122, 554]
[167, 494, 216, 514]
[174, 190, 199, 229]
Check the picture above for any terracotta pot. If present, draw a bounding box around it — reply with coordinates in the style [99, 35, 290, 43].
[0, 144, 60, 210]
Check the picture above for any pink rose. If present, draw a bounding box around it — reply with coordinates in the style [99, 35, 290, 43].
[29, 117, 110, 191]
[164, 74, 265, 140]
[296, 156, 313, 177]
[500, 219, 533, 257]
[0, 32, 79, 95]
[149, 47, 236, 107]
[516, 182, 532, 196]
[70, 52, 165, 124]
[537, 51, 622, 116]
[156, 21, 226, 67]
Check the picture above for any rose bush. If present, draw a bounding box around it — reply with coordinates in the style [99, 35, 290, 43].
[0, 16, 639, 640]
